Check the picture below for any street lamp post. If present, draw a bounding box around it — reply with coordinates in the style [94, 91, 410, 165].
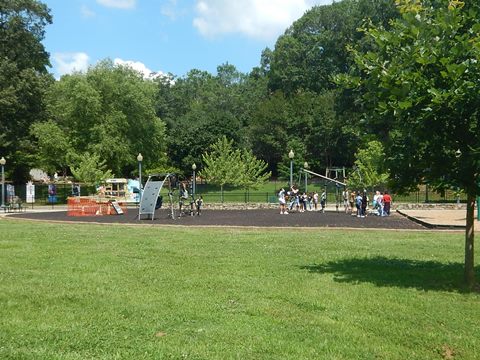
[137, 153, 143, 202]
[192, 163, 197, 199]
[0, 157, 5, 209]
[288, 150, 294, 188]
[304, 161, 309, 192]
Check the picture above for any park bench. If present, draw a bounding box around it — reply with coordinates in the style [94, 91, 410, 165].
[5, 196, 25, 213]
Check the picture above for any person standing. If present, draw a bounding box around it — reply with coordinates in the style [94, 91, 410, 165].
[349, 191, 356, 215]
[383, 191, 392, 216]
[361, 191, 368, 217]
[320, 191, 327, 213]
[376, 191, 384, 216]
[355, 192, 363, 217]
[342, 188, 350, 214]
[372, 190, 379, 211]
[313, 191, 319, 210]
[195, 196, 203, 216]
[278, 188, 288, 214]
[289, 185, 300, 212]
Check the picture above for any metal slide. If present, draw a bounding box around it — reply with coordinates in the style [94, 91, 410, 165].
[138, 174, 176, 220]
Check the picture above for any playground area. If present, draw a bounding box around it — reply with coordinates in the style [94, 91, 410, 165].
[5, 207, 459, 230]
[3, 172, 477, 230]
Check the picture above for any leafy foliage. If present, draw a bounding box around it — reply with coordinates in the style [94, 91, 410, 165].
[339, 0, 480, 287]
[237, 149, 271, 191]
[347, 141, 389, 191]
[200, 136, 271, 195]
[268, 0, 398, 94]
[343, 0, 480, 196]
[200, 137, 240, 199]
[70, 152, 113, 186]
[0, 0, 53, 182]
[37, 60, 166, 177]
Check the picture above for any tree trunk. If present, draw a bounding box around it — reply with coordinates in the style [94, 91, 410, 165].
[465, 193, 476, 289]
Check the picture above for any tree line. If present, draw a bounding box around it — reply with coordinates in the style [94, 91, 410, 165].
[0, 0, 399, 185]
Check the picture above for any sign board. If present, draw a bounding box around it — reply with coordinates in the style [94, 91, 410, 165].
[110, 201, 124, 215]
[6, 184, 15, 203]
[26, 182, 35, 203]
[47, 184, 57, 203]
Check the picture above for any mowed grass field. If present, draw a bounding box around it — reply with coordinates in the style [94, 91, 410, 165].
[0, 219, 479, 359]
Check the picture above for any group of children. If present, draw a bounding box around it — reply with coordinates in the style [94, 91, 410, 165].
[278, 186, 393, 217]
[278, 185, 327, 215]
[343, 189, 392, 217]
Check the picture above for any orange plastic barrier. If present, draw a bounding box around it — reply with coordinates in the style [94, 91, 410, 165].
[67, 197, 127, 216]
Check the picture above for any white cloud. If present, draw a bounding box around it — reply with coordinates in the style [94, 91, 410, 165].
[193, 0, 333, 40]
[113, 58, 169, 80]
[161, 0, 179, 20]
[96, 0, 136, 9]
[81, 5, 96, 18]
[53, 52, 90, 77]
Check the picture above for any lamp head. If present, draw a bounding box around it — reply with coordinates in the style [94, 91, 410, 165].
[192, 163, 197, 171]
[288, 150, 294, 159]
[137, 153, 143, 162]
[304, 161, 308, 169]
[0, 157, 5, 166]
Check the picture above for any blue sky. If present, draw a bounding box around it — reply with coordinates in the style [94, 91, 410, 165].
[43, 0, 334, 79]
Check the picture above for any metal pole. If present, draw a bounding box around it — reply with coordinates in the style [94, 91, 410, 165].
[1, 164, 4, 208]
[290, 160, 293, 187]
[304, 172, 308, 192]
[139, 160, 142, 201]
[193, 169, 196, 198]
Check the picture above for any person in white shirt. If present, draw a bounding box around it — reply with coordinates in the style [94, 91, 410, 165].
[278, 188, 288, 214]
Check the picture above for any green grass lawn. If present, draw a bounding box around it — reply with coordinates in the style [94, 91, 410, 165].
[0, 220, 479, 359]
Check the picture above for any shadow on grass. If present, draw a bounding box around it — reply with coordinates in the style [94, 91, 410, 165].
[301, 257, 480, 293]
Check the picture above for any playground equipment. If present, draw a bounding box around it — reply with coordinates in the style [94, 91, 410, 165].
[67, 196, 127, 216]
[138, 174, 175, 220]
[302, 167, 347, 212]
[100, 178, 139, 202]
[138, 174, 200, 221]
[302, 168, 346, 187]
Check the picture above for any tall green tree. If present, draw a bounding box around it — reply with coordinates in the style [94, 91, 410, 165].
[156, 62, 272, 175]
[347, 140, 389, 191]
[237, 149, 271, 192]
[30, 120, 72, 175]
[268, 0, 398, 95]
[0, 0, 53, 181]
[339, 0, 480, 288]
[37, 60, 166, 177]
[70, 152, 113, 187]
[200, 136, 241, 202]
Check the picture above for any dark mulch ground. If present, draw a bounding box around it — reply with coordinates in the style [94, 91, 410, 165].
[8, 209, 426, 230]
